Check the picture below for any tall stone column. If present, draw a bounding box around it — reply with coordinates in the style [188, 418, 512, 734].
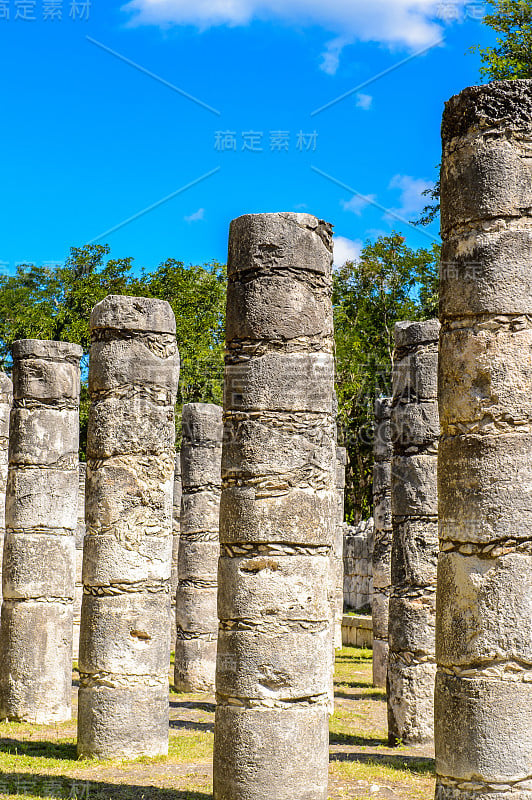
[170, 451, 181, 653]
[213, 213, 335, 800]
[77, 295, 179, 759]
[334, 446, 347, 649]
[436, 80, 532, 800]
[0, 373, 12, 607]
[174, 403, 222, 691]
[73, 462, 86, 660]
[372, 397, 392, 688]
[388, 320, 440, 745]
[1, 339, 82, 723]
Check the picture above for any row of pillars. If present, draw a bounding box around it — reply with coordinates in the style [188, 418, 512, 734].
[0, 78, 527, 800]
[369, 79, 532, 800]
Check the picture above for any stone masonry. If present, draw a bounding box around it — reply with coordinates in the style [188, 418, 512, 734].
[73, 462, 86, 660]
[213, 213, 336, 800]
[0, 339, 82, 723]
[388, 320, 440, 745]
[343, 519, 374, 611]
[174, 402, 222, 692]
[436, 80, 532, 800]
[77, 295, 179, 758]
[334, 446, 347, 649]
[170, 451, 181, 651]
[372, 397, 392, 688]
[0, 373, 12, 607]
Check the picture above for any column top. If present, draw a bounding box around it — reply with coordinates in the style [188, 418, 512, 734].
[394, 319, 440, 349]
[228, 212, 333, 278]
[90, 295, 176, 335]
[442, 79, 532, 142]
[12, 339, 83, 361]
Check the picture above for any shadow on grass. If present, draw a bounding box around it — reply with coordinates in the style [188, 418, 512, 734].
[0, 738, 76, 761]
[330, 751, 435, 775]
[169, 719, 214, 733]
[0, 773, 211, 799]
[329, 731, 388, 748]
[334, 688, 385, 701]
[169, 701, 215, 714]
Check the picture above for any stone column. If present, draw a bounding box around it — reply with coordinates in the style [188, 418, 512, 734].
[213, 213, 335, 800]
[0, 373, 12, 607]
[372, 397, 392, 688]
[170, 451, 181, 653]
[174, 403, 222, 691]
[73, 462, 86, 660]
[334, 446, 346, 649]
[387, 320, 440, 745]
[1, 339, 81, 723]
[77, 295, 179, 759]
[436, 80, 532, 800]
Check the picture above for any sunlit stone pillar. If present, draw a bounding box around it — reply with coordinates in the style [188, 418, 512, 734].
[0, 373, 12, 607]
[170, 451, 181, 651]
[77, 295, 179, 758]
[1, 340, 81, 723]
[174, 402, 222, 691]
[334, 446, 346, 649]
[73, 462, 86, 660]
[388, 320, 440, 745]
[213, 213, 335, 800]
[372, 397, 392, 688]
[436, 80, 532, 800]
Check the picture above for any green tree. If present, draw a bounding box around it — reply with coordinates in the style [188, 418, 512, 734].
[0, 246, 226, 455]
[474, 0, 532, 80]
[131, 259, 226, 411]
[333, 234, 440, 521]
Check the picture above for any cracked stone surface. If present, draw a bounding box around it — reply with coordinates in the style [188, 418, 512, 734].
[372, 397, 392, 688]
[436, 80, 532, 800]
[0, 339, 82, 724]
[174, 402, 222, 692]
[213, 212, 335, 800]
[170, 452, 181, 653]
[0, 373, 12, 610]
[387, 320, 440, 746]
[77, 295, 179, 759]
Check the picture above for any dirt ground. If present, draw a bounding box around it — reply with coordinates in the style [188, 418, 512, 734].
[0, 646, 435, 800]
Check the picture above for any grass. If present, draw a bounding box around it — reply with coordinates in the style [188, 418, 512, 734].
[0, 647, 435, 800]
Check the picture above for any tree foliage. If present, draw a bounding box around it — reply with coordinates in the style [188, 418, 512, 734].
[473, 0, 532, 80]
[0, 245, 225, 456]
[333, 233, 440, 522]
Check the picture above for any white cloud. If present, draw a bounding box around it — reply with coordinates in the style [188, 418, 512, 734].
[341, 193, 377, 216]
[356, 93, 373, 110]
[185, 207, 205, 222]
[333, 235, 362, 268]
[123, 0, 457, 73]
[387, 174, 433, 217]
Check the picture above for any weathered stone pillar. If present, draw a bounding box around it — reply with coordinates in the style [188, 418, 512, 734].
[372, 397, 392, 688]
[1, 339, 81, 723]
[73, 462, 86, 660]
[77, 295, 179, 759]
[388, 320, 439, 745]
[170, 451, 181, 651]
[436, 80, 532, 800]
[0, 373, 12, 606]
[174, 402, 222, 691]
[213, 213, 335, 800]
[334, 446, 346, 649]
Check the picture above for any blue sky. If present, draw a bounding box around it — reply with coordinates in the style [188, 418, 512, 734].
[0, 0, 494, 274]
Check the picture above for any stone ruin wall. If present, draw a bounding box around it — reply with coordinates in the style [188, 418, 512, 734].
[343, 519, 374, 612]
